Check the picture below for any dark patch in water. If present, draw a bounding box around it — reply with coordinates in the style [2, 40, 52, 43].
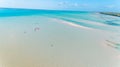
[105, 20, 120, 26]
[106, 40, 120, 50]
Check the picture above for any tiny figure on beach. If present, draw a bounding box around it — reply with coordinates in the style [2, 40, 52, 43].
[106, 40, 120, 49]
[24, 31, 27, 34]
[50, 44, 54, 47]
[34, 27, 40, 31]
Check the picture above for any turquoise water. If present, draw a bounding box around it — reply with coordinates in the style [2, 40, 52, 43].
[0, 8, 120, 32]
[0, 8, 120, 45]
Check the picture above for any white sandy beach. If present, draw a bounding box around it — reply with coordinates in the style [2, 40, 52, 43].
[0, 15, 120, 67]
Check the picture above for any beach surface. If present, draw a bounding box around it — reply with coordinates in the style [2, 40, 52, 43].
[0, 10, 120, 67]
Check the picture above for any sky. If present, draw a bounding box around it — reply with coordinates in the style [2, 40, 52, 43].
[0, 0, 120, 12]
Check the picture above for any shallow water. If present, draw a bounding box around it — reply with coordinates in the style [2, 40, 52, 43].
[0, 8, 120, 67]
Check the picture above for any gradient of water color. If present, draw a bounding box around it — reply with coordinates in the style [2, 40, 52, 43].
[0, 8, 120, 67]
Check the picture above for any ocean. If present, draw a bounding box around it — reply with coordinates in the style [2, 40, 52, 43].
[0, 8, 120, 67]
[0, 8, 120, 31]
